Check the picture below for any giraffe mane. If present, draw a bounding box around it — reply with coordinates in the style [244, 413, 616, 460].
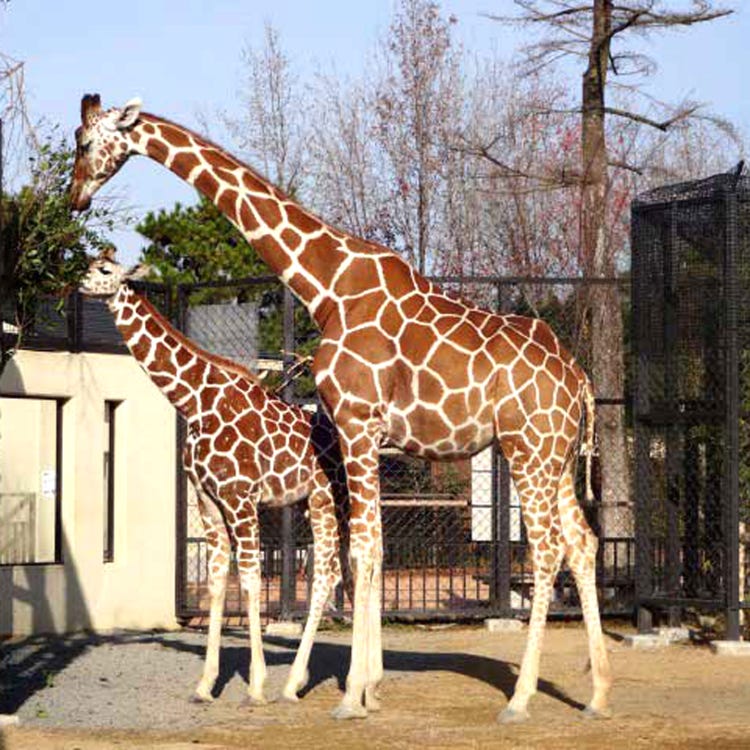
[135, 294, 263, 387]
[136, 112, 393, 258]
[138, 112, 291, 203]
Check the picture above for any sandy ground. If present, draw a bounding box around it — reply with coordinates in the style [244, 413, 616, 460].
[2, 622, 750, 750]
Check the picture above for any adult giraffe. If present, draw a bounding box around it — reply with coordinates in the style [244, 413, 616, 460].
[80, 248, 348, 705]
[70, 94, 612, 722]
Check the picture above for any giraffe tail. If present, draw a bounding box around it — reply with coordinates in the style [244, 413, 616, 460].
[581, 374, 596, 504]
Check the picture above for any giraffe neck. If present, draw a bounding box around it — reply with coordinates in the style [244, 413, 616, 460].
[126, 113, 419, 330]
[108, 285, 257, 419]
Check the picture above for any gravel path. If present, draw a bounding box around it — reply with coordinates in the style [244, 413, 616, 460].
[1, 627, 356, 730]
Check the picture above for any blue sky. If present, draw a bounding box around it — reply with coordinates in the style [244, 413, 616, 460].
[2, 1, 747, 265]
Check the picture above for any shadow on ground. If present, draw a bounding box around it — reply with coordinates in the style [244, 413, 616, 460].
[0, 628, 584, 715]
[0, 631, 166, 714]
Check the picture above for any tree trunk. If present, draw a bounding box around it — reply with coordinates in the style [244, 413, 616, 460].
[581, 0, 633, 545]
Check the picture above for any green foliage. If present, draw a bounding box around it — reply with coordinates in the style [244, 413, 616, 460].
[137, 197, 267, 287]
[1, 136, 112, 345]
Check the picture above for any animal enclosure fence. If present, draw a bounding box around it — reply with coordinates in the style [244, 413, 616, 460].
[632, 169, 750, 639]
[2, 271, 636, 622]
[170, 274, 635, 623]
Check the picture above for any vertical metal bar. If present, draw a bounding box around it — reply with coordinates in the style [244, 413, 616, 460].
[724, 190, 741, 641]
[663, 205, 680, 628]
[103, 401, 116, 563]
[632, 203, 654, 632]
[491, 280, 512, 616]
[67, 291, 83, 352]
[54, 399, 64, 563]
[280, 287, 296, 620]
[174, 284, 188, 623]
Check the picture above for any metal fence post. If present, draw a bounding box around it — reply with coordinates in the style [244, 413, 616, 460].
[490, 281, 512, 616]
[724, 189, 741, 641]
[632, 211, 654, 633]
[280, 287, 296, 620]
[67, 291, 83, 352]
[174, 284, 188, 623]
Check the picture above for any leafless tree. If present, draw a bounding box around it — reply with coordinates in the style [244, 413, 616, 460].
[483, 0, 736, 540]
[224, 23, 306, 196]
[372, 0, 463, 273]
[0, 52, 39, 186]
[305, 73, 393, 245]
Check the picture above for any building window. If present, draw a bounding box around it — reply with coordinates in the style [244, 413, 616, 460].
[0, 395, 63, 565]
[103, 400, 120, 563]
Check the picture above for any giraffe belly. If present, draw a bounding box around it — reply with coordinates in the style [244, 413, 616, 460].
[385, 406, 495, 461]
[259, 476, 314, 508]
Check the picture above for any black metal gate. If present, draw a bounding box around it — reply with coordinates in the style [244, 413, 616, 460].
[174, 274, 635, 623]
[632, 169, 750, 639]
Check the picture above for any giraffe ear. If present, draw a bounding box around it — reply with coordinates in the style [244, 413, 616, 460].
[115, 97, 142, 130]
[125, 263, 152, 281]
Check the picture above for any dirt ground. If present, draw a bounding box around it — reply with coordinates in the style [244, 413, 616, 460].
[3, 622, 750, 750]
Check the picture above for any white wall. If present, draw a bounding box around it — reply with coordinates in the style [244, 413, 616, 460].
[0, 349, 179, 636]
[470, 446, 522, 543]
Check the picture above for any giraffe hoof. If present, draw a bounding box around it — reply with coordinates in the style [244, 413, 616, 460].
[331, 702, 368, 720]
[241, 694, 268, 708]
[190, 692, 214, 704]
[364, 691, 381, 712]
[582, 704, 612, 720]
[498, 707, 530, 724]
[279, 690, 300, 704]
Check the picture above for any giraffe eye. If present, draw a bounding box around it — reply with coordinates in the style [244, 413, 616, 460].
[80, 141, 92, 155]
[100, 267, 112, 276]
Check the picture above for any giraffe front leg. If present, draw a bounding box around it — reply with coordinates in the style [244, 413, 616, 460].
[236, 506, 267, 706]
[190, 486, 231, 703]
[500, 477, 563, 724]
[364, 547, 383, 712]
[282, 488, 342, 702]
[331, 536, 376, 720]
[330, 430, 382, 721]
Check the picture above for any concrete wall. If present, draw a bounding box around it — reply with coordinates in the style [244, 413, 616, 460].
[0, 349, 179, 636]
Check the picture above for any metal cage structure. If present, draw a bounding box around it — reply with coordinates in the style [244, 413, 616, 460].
[632, 167, 750, 639]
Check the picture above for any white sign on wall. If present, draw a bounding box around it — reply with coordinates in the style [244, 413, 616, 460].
[41, 469, 56, 499]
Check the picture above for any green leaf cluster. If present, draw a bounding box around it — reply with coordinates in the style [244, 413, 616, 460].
[1, 136, 113, 347]
[137, 197, 268, 287]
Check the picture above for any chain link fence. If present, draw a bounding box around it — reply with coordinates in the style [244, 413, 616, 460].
[632, 170, 750, 638]
[172, 274, 635, 624]
[2, 269, 639, 624]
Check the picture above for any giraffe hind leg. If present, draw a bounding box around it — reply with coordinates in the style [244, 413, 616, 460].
[191, 485, 231, 704]
[235, 502, 267, 706]
[282, 487, 342, 702]
[557, 469, 613, 718]
[498, 458, 565, 723]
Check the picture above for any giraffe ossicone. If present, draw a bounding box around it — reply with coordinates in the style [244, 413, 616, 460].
[71, 94, 612, 721]
[80, 248, 349, 704]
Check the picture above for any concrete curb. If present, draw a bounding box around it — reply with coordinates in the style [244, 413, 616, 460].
[709, 640, 750, 656]
[484, 618, 525, 633]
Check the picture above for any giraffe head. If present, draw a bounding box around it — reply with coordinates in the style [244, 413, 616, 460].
[80, 247, 151, 297]
[70, 94, 143, 211]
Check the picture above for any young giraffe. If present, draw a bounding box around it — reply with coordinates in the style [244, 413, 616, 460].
[70, 94, 612, 722]
[79, 248, 349, 705]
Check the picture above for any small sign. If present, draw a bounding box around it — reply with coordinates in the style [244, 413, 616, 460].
[41, 469, 56, 497]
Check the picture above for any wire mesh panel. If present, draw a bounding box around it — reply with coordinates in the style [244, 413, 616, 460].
[174, 274, 635, 623]
[632, 169, 750, 638]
